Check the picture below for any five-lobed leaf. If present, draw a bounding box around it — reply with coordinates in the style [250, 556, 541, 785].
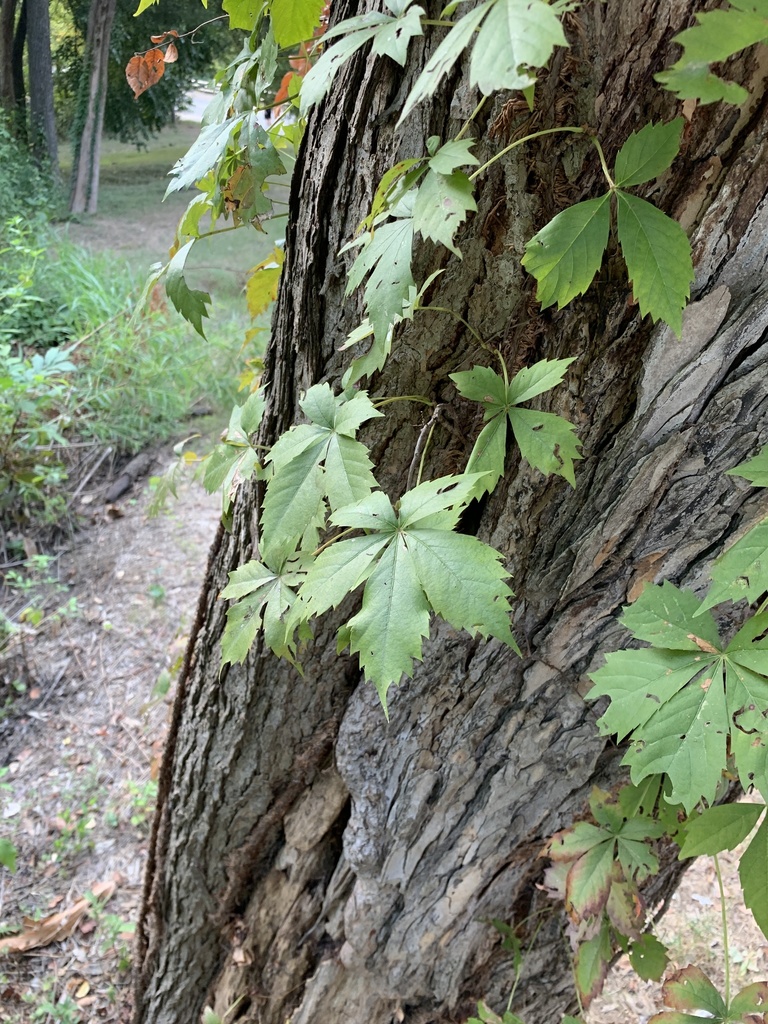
[451, 359, 580, 498]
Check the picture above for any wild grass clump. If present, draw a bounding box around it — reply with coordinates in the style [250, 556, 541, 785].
[0, 216, 243, 544]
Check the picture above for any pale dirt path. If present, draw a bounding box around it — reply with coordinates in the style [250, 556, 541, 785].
[1, 465, 219, 1022]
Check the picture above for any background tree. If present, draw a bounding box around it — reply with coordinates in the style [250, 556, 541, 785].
[28, 0, 58, 170]
[133, 2, 768, 1023]
[68, 0, 117, 213]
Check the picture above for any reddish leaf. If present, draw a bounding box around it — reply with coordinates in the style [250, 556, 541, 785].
[274, 71, 295, 105]
[125, 48, 166, 98]
[0, 880, 116, 953]
[163, 41, 178, 63]
[574, 918, 611, 1007]
[565, 840, 615, 919]
[659, 966, 726, 1017]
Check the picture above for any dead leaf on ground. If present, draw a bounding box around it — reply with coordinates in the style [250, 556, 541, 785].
[0, 879, 117, 954]
[125, 49, 165, 99]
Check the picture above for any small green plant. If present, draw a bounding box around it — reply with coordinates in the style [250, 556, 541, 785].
[126, 778, 158, 831]
[23, 978, 82, 1024]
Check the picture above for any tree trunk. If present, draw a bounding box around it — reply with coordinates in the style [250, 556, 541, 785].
[10, 0, 25, 140]
[0, 0, 17, 114]
[134, 2, 768, 1022]
[69, 0, 116, 214]
[27, 0, 58, 171]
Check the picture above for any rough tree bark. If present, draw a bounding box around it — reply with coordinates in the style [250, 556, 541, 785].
[69, 0, 116, 214]
[134, 2, 768, 1022]
[27, 0, 58, 170]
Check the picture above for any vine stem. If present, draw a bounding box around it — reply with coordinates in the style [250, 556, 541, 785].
[590, 136, 616, 190]
[373, 395, 434, 408]
[311, 527, 357, 557]
[714, 852, 730, 1007]
[423, 305, 496, 356]
[469, 126, 585, 181]
[455, 96, 487, 142]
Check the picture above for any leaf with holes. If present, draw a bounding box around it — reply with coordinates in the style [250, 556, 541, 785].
[412, 169, 476, 255]
[700, 518, 768, 611]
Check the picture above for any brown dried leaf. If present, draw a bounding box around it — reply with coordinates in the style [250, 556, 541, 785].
[125, 49, 166, 99]
[163, 41, 178, 63]
[0, 880, 116, 954]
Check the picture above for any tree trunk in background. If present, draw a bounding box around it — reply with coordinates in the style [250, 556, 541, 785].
[27, 0, 58, 171]
[134, 2, 768, 1022]
[69, 0, 115, 214]
[9, 0, 25, 139]
[0, 0, 17, 114]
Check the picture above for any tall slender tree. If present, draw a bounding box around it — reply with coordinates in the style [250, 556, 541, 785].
[27, 0, 58, 171]
[69, 0, 116, 214]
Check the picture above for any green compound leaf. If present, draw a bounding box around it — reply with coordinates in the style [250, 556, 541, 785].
[220, 560, 301, 666]
[629, 934, 669, 983]
[700, 517, 768, 611]
[452, 359, 580, 498]
[679, 802, 765, 859]
[728, 445, 768, 486]
[741, 816, 768, 941]
[270, 0, 326, 46]
[261, 384, 381, 565]
[300, 4, 424, 113]
[616, 191, 693, 337]
[412, 169, 476, 255]
[614, 119, 684, 188]
[656, 2, 768, 105]
[399, 1, 492, 124]
[522, 194, 611, 310]
[166, 240, 212, 338]
[470, 0, 567, 95]
[322, 478, 517, 710]
[346, 217, 415, 344]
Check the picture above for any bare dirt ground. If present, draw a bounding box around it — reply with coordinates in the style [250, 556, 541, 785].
[1, 463, 219, 1022]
